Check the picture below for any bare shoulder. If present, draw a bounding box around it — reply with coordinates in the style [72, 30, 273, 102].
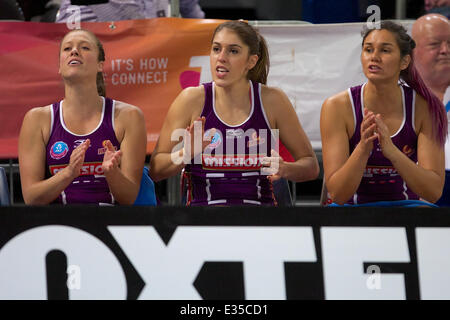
[113, 101, 145, 140]
[173, 85, 205, 116]
[260, 85, 285, 97]
[20, 105, 53, 144]
[321, 90, 355, 138]
[23, 105, 52, 122]
[259, 85, 294, 127]
[22, 105, 52, 131]
[322, 90, 352, 112]
[260, 85, 291, 109]
[177, 85, 205, 102]
[112, 101, 146, 143]
[113, 100, 144, 119]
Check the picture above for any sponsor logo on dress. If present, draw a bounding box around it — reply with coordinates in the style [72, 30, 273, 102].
[98, 140, 118, 155]
[363, 165, 398, 177]
[74, 139, 86, 149]
[226, 129, 245, 138]
[49, 162, 104, 176]
[202, 154, 265, 170]
[248, 131, 266, 147]
[402, 145, 415, 157]
[50, 141, 69, 160]
[206, 131, 222, 150]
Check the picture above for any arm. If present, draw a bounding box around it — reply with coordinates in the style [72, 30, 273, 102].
[149, 86, 205, 182]
[374, 96, 445, 202]
[262, 86, 319, 183]
[320, 93, 378, 204]
[103, 102, 147, 205]
[18, 107, 89, 205]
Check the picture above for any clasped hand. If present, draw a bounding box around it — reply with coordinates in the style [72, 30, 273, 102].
[63, 139, 121, 179]
[360, 108, 396, 159]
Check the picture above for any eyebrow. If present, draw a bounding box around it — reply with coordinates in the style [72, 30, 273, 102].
[62, 40, 92, 46]
[364, 42, 394, 46]
[213, 42, 243, 48]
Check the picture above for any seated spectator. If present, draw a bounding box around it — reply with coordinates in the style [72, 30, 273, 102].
[150, 21, 319, 206]
[18, 29, 148, 205]
[412, 13, 450, 205]
[320, 21, 446, 206]
[412, 14, 449, 102]
[15, 0, 60, 22]
[55, 0, 204, 22]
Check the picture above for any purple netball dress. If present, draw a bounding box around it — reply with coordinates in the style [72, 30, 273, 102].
[347, 83, 419, 204]
[46, 97, 120, 205]
[184, 81, 277, 206]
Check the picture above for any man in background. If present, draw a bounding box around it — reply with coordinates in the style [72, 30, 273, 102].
[412, 13, 449, 102]
[412, 13, 450, 205]
[55, 0, 205, 22]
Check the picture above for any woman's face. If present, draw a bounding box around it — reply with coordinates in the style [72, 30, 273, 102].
[361, 29, 410, 82]
[210, 28, 258, 87]
[59, 30, 103, 81]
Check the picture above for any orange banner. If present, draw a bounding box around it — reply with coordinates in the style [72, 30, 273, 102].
[0, 18, 225, 159]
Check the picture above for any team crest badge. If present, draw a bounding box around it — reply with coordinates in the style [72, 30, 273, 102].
[50, 141, 69, 160]
[206, 131, 222, 150]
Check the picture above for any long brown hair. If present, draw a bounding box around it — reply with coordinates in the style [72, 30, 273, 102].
[60, 29, 106, 96]
[212, 20, 270, 85]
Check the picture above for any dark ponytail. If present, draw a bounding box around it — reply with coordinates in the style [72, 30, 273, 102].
[212, 20, 270, 84]
[248, 33, 270, 85]
[362, 21, 447, 146]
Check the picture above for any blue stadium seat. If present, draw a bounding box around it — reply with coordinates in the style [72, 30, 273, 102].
[0, 167, 10, 206]
[133, 166, 157, 206]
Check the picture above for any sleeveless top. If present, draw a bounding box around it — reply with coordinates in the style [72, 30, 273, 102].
[46, 97, 120, 205]
[347, 83, 419, 204]
[184, 80, 277, 206]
